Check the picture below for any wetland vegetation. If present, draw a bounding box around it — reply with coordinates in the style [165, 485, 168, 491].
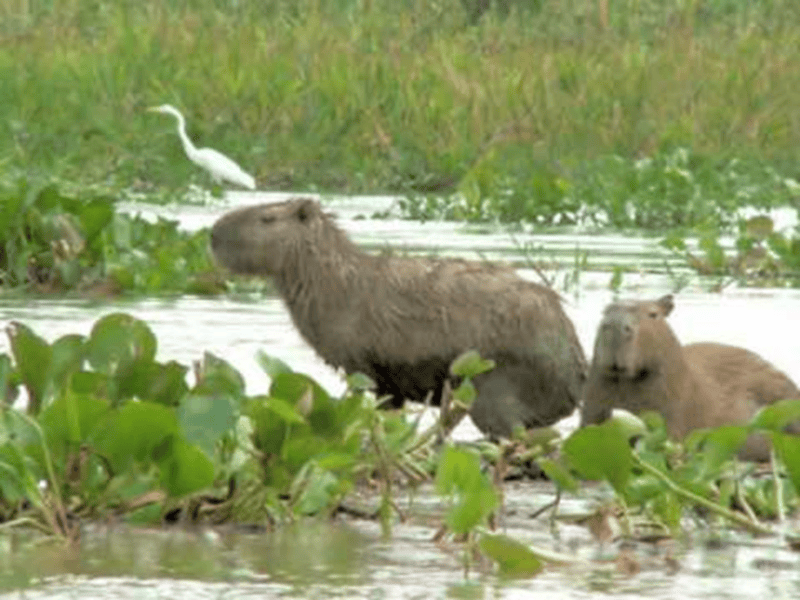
[2, 0, 800, 586]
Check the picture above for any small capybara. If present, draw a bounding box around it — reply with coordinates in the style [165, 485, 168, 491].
[210, 198, 587, 437]
[580, 295, 800, 460]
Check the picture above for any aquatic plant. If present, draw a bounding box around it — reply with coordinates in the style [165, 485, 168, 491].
[0, 180, 221, 296]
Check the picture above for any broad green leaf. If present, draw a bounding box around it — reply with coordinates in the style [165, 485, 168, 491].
[271, 373, 337, 436]
[771, 432, 800, 495]
[159, 438, 215, 497]
[293, 465, 341, 515]
[562, 421, 632, 495]
[0, 354, 15, 404]
[751, 399, 800, 432]
[39, 392, 110, 458]
[538, 458, 579, 493]
[7, 321, 52, 413]
[178, 393, 237, 459]
[195, 352, 245, 397]
[435, 444, 497, 534]
[93, 401, 178, 471]
[86, 313, 156, 376]
[449, 350, 495, 378]
[478, 533, 543, 577]
[117, 360, 189, 405]
[345, 372, 375, 393]
[49, 334, 85, 391]
[257, 351, 294, 379]
[684, 425, 749, 474]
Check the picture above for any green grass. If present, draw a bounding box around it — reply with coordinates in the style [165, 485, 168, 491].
[2, 0, 800, 217]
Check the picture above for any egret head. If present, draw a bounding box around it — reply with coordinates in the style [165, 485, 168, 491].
[147, 104, 182, 119]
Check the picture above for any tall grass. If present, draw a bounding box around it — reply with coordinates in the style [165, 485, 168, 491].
[2, 0, 800, 197]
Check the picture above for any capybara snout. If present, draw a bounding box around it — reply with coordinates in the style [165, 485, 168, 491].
[592, 295, 676, 379]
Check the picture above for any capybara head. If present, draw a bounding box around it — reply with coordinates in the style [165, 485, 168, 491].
[592, 295, 679, 380]
[210, 198, 333, 277]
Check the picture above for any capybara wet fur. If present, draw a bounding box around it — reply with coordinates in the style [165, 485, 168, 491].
[210, 198, 587, 437]
[580, 295, 800, 460]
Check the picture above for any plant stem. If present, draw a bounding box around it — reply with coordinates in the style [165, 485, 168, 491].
[632, 452, 774, 536]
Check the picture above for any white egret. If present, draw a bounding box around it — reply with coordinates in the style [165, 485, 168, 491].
[148, 104, 256, 190]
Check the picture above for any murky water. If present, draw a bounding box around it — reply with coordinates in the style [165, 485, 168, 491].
[1, 191, 800, 598]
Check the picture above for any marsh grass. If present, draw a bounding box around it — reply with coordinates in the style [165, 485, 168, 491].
[3, 0, 800, 213]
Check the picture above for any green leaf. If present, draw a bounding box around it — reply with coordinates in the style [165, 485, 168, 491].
[159, 438, 215, 497]
[449, 350, 495, 378]
[195, 352, 245, 397]
[49, 334, 85, 390]
[684, 425, 749, 474]
[293, 464, 341, 515]
[93, 402, 178, 471]
[435, 444, 497, 535]
[7, 321, 52, 413]
[345, 372, 375, 393]
[257, 351, 294, 379]
[771, 432, 800, 495]
[39, 392, 110, 454]
[538, 458, 579, 493]
[478, 533, 543, 577]
[751, 399, 800, 432]
[270, 372, 337, 436]
[562, 421, 632, 495]
[178, 393, 237, 459]
[86, 313, 156, 376]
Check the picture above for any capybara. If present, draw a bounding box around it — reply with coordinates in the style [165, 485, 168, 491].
[580, 295, 800, 460]
[210, 198, 587, 437]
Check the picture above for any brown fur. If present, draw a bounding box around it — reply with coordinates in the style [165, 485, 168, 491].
[581, 295, 800, 460]
[210, 198, 587, 436]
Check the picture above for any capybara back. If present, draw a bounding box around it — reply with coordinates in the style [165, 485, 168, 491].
[211, 198, 588, 436]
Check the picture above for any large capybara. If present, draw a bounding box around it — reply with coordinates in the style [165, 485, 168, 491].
[210, 197, 587, 437]
[580, 295, 800, 460]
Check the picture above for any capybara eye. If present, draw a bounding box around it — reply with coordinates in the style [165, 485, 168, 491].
[648, 311, 659, 319]
[260, 215, 275, 224]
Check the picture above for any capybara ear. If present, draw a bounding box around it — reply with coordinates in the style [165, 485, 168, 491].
[656, 294, 675, 316]
[294, 198, 319, 223]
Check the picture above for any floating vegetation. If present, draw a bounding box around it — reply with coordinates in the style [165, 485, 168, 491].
[2, 315, 800, 575]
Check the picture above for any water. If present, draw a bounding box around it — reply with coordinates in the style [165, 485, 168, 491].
[1, 191, 800, 598]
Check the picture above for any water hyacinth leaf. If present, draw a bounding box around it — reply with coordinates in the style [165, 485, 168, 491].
[609, 409, 648, 440]
[178, 393, 237, 459]
[770, 432, 800, 495]
[562, 421, 632, 495]
[93, 402, 178, 471]
[270, 373, 337, 435]
[451, 378, 477, 405]
[86, 313, 156, 376]
[750, 399, 800, 432]
[0, 354, 15, 404]
[117, 360, 189, 406]
[7, 321, 52, 413]
[684, 425, 749, 473]
[345, 372, 375, 393]
[478, 533, 544, 577]
[195, 352, 245, 397]
[538, 458, 579, 493]
[49, 334, 85, 390]
[158, 438, 215, 498]
[39, 392, 110, 456]
[293, 464, 341, 515]
[248, 396, 304, 456]
[435, 445, 498, 534]
[257, 351, 294, 379]
[449, 350, 495, 379]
